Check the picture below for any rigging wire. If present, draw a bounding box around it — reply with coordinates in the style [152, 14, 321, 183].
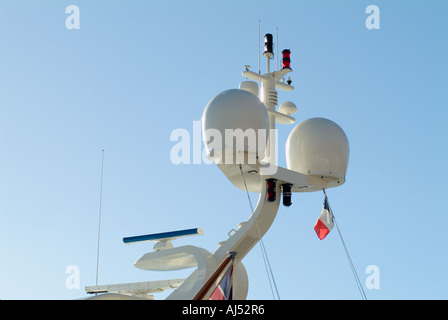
[239, 166, 275, 299]
[323, 189, 367, 300]
[239, 165, 281, 300]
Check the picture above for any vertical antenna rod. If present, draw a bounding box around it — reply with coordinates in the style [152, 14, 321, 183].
[258, 20, 261, 74]
[276, 27, 279, 71]
[95, 149, 105, 286]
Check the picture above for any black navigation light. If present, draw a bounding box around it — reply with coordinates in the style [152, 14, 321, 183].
[282, 183, 293, 207]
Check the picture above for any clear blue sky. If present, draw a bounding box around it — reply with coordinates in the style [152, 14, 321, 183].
[0, 0, 447, 300]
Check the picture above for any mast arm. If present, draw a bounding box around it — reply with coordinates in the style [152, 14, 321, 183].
[212, 177, 280, 263]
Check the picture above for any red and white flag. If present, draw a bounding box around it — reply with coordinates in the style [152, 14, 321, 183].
[314, 196, 334, 240]
[209, 262, 234, 300]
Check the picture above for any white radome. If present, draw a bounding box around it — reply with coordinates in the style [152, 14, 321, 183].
[202, 89, 269, 163]
[278, 101, 298, 115]
[286, 117, 349, 180]
[238, 80, 259, 97]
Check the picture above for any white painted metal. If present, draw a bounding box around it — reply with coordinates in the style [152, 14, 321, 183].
[167, 175, 280, 299]
[267, 109, 295, 125]
[212, 176, 280, 262]
[85, 278, 185, 298]
[84, 293, 150, 300]
[166, 257, 248, 300]
[242, 66, 293, 164]
[217, 161, 343, 194]
[134, 245, 210, 271]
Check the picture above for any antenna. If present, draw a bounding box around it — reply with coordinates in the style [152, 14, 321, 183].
[123, 228, 204, 245]
[276, 27, 279, 71]
[258, 20, 261, 74]
[95, 149, 105, 287]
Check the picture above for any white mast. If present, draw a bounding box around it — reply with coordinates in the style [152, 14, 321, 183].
[85, 31, 350, 301]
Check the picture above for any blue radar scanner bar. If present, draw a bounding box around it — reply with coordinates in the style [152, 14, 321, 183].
[123, 227, 204, 244]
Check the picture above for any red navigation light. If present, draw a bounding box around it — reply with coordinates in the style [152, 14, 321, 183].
[282, 49, 291, 69]
[266, 179, 277, 202]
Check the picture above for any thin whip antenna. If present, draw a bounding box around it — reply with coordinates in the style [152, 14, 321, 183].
[276, 27, 279, 71]
[258, 20, 261, 74]
[95, 149, 105, 287]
